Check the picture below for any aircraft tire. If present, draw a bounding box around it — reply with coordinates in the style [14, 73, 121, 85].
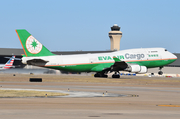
[112, 74, 120, 78]
[158, 71, 163, 75]
[94, 73, 100, 77]
[94, 74, 108, 78]
[102, 75, 108, 78]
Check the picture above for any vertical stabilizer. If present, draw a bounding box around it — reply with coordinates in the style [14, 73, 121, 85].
[16, 29, 55, 57]
[4, 56, 15, 69]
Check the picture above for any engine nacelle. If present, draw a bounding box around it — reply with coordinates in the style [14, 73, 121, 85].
[138, 66, 148, 74]
[126, 64, 147, 74]
[22, 57, 27, 64]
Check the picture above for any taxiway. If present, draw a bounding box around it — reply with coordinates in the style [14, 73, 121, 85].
[0, 74, 180, 119]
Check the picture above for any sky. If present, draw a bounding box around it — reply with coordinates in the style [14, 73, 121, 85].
[0, 0, 180, 53]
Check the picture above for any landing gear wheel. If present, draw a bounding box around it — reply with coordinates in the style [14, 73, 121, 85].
[112, 74, 120, 78]
[158, 71, 163, 75]
[94, 73, 100, 77]
[102, 75, 108, 78]
[94, 73, 108, 78]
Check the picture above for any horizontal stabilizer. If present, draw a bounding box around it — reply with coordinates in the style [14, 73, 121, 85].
[5, 57, 21, 60]
[26, 59, 49, 65]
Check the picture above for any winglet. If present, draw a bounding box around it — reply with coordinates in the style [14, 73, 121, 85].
[113, 56, 121, 62]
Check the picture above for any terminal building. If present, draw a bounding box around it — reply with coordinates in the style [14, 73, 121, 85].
[0, 25, 179, 75]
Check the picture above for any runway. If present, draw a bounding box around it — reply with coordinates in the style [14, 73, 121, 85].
[0, 74, 180, 119]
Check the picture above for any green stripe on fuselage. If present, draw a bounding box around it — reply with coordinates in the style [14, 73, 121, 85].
[44, 59, 176, 72]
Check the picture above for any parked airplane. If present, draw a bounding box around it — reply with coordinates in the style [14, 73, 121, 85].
[16, 29, 177, 78]
[0, 56, 16, 70]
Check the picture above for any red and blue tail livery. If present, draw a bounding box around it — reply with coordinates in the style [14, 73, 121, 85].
[0, 56, 15, 70]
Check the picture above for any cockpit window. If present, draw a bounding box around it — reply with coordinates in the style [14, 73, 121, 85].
[165, 49, 167, 51]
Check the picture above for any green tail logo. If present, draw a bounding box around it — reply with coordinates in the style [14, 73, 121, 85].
[16, 29, 55, 57]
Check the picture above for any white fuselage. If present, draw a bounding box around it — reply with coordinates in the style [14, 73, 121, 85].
[22, 48, 177, 67]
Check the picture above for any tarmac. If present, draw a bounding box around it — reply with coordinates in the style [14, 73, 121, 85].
[0, 74, 180, 119]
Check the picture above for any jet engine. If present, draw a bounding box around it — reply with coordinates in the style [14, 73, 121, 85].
[126, 64, 147, 73]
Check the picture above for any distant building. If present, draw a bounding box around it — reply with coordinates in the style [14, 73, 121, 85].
[109, 24, 122, 51]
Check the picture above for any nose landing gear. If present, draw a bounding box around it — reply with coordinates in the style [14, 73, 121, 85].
[158, 67, 163, 75]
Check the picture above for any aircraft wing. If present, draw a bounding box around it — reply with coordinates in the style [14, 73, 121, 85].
[111, 60, 128, 71]
[111, 57, 128, 71]
[102, 56, 148, 74]
[102, 57, 128, 72]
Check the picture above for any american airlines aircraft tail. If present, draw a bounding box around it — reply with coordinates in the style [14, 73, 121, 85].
[0, 56, 15, 70]
[15, 29, 177, 78]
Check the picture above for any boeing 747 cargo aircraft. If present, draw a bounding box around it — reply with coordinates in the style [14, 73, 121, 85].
[16, 29, 177, 78]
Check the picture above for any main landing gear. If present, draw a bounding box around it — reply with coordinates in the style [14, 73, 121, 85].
[94, 72, 108, 78]
[112, 72, 120, 78]
[158, 67, 163, 75]
[94, 71, 120, 78]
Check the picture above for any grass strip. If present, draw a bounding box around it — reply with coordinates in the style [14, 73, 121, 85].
[0, 89, 68, 97]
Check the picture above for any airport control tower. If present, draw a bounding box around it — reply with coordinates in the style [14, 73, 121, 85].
[109, 24, 122, 51]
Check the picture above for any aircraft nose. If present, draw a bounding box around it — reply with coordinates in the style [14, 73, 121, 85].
[172, 53, 177, 59]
